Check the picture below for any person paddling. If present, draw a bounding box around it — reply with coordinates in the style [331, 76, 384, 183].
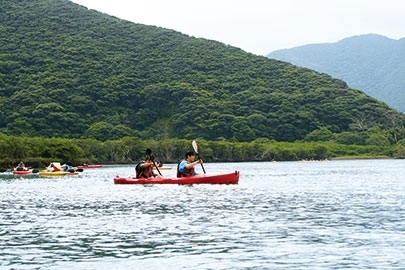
[61, 162, 75, 173]
[15, 161, 27, 171]
[177, 151, 203, 177]
[135, 157, 162, 179]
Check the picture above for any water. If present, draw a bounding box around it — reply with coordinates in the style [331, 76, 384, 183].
[1, 160, 404, 269]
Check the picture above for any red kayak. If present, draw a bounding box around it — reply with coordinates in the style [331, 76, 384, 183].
[77, 164, 103, 169]
[13, 169, 34, 175]
[114, 171, 240, 185]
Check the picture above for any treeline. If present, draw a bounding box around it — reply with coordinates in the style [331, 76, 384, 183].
[1, 133, 405, 169]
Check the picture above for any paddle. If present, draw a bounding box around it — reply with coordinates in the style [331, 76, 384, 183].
[146, 148, 162, 176]
[192, 140, 206, 173]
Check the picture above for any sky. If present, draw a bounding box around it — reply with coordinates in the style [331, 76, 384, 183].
[70, 0, 405, 56]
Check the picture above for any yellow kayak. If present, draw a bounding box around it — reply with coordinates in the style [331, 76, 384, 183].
[39, 170, 78, 176]
[39, 162, 79, 176]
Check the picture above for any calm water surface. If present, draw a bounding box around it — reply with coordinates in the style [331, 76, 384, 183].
[1, 160, 404, 269]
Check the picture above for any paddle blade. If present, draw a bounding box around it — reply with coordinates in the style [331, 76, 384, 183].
[32, 169, 39, 173]
[192, 140, 198, 154]
[192, 140, 206, 174]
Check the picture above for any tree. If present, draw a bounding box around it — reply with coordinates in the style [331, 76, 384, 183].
[305, 127, 334, 142]
[86, 122, 114, 141]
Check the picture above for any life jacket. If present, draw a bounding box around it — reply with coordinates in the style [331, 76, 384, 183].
[177, 160, 195, 178]
[135, 161, 155, 178]
[62, 164, 75, 172]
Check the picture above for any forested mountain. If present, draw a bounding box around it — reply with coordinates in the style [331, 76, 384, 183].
[267, 34, 405, 113]
[1, 1, 404, 143]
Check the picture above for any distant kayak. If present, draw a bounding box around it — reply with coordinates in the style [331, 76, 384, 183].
[39, 162, 80, 176]
[77, 164, 103, 169]
[13, 169, 36, 175]
[38, 170, 79, 176]
[114, 171, 239, 185]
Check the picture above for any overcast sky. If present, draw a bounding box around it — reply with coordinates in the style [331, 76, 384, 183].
[70, 0, 405, 56]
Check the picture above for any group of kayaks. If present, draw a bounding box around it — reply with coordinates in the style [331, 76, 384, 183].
[8, 162, 103, 176]
[6, 162, 239, 185]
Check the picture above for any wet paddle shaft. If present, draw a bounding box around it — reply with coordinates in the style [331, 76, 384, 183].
[192, 140, 206, 173]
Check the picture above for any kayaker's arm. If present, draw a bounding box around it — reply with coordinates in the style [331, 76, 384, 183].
[185, 159, 202, 169]
[141, 161, 154, 168]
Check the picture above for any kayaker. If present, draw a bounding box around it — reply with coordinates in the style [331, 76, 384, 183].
[135, 157, 161, 178]
[177, 151, 203, 177]
[61, 162, 75, 173]
[47, 162, 62, 172]
[15, 161, 27, 171]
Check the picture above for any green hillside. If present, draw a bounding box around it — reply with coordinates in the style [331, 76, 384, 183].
[1, 0, 404, 143]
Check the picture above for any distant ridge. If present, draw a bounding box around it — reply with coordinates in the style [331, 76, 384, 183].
[267, 34, 405, 112]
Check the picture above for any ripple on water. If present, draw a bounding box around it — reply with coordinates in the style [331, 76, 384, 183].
[1, 161, 405, 269]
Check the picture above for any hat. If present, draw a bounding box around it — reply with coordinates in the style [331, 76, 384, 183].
[185, 151, 195, 157]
